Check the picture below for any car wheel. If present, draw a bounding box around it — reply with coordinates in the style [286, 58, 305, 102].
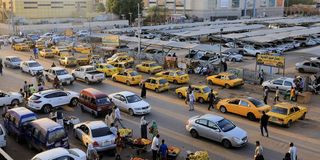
[72, 74, 76, 80]
[300, 113, 306, 120]
[222, 139, 232, 148]
[173, 80, 178, 84]
[11, 99, 19, 106]
[112, 77, 116, 81]
[225, 84, 231, 89]
[42, 104, 52, 114]
[247, 113, 256, 121]
[286, 120, 292, 128]
[190, 129, 198, 138]
[129, 109, 134, 116]
[298, 68, 304, 73]
[177, 92, 183, 99]
[220, 106, 227, 113]
[155, 88, 160, 93]
[126, 81, 131, 86]
[198, 97, 205, 104]
[70, 98, 78, 107]
[208, 80, 213, 85]
[231, 58, 236, 62]
[85, 78, 90, 84]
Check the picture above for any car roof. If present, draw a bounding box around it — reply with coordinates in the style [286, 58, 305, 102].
[50, 67, 65, 70]
[276, 77, 294, 81]
[30, 118, 62, 135]
[8, 107, 35, 117]
[84, 121, 107, 130]
[149, 77, 165, 80]
[80, 88, 107, 99]
[142, 61, 157, 64]
[37, 89, 62, 96]
[114, 91, 135, 97]
[274, 102, 294, 109]
[192, 85, 209, 89]
[32, 147, 69, 159]
[199, 114, 224, 123]
[24, 60, 37, 63]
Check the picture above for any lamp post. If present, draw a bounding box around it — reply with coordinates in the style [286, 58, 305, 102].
[129, 12, 132, 26]
[219, 28, 223, 71]
[138, 3, 141, 55]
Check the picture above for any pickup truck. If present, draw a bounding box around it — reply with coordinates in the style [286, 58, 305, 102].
[44, 67, 74, 85]
[71, 65, 105, 84]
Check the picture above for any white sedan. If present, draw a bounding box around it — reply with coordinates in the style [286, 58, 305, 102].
[0, 90, 23, 106]
[109, 91, 151, 116]
[31, 147, 86, 160]
[73, 121, 116, 152]
[20, 60, 44, 76]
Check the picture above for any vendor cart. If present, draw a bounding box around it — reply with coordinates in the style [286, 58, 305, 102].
[119, 128, 133, 147]
[167, 146, 181, 160]
[126, 138, 152, 155]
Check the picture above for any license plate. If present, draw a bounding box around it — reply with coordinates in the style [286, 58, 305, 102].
[103, 141, 111, 145]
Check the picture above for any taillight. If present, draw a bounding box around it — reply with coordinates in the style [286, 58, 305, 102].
[93, 141, 99, 147]
[34, 100, 42, 103]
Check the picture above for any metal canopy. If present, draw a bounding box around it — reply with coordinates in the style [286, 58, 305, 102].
[264, 17, 320, 25]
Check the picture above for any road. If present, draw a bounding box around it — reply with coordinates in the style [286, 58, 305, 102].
[0, 46, 320, 160]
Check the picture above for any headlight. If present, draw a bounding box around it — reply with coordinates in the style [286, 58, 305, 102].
[232, 137, 242, 143]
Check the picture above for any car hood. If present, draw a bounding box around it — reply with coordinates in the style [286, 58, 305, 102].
[224, 126, 247, 139]
[295, 62, 303, 67]
[11, 61, 21, 65]
[8, 92, 22, 97]
[130, 100, 150, 109]
[66, 91, 79, 97]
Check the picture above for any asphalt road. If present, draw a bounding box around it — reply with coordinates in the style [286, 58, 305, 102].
[0, 47, 320, 160]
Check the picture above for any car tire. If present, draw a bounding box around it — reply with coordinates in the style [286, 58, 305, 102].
[225, 84, 231, 89]
[220, 106, 227, 113]
[11, 99, 19, 106]
[247, 113, 256, 121]
[208, 80, 213, 85]
[85, 78, 90, 84]
[190, 129, 198, 138]
[177, 92, 183, 99]
[231, 58, 236, 62]
[112, 77, 116, 81]
[298, 68, 304, 73]
[155, 88, 160, 93]
[129, 109, 134, 116]
[264, 86, 270, 91]
[126, 81, 131, 86]
[222, 139, 232, 148]
[173, 80, 178, 84]
[42, 104, 52, 114]
[286, 120, 292, 128]
[72, 74, 76, 80]
[300, 113, 306, 120]
[70, 98, 78, 107]
[198, 97, 205, 104]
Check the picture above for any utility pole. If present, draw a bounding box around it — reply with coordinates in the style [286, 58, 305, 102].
[219, 28, 223, 71]
[174, 0, 176, 14]
[253, 0, 256, 17]
[129, 12, 132, 26]
[10, 0, 15, 34]
[183, 0, 186, 16]
[244, 0, 247, 17]
[138, 3, 141, 55]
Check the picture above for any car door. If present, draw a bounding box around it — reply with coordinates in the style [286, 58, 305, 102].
[44, 92, 61, 107]
[226, 99, 240, 113]
[292, 107, 303, 121]
[21, 62, 27, 72]
[193, 87, 201, 101]
[77, 125, 91, 145]
[194, 119, 208, 137]
[237, 100, 250, 116]
[147, 79, 156, 90]
[144, 79, 152, 89]
[283, 81, 293, 92]
[287, 107, 298, 122]
[56, 92, 69, 106]
[49, 69, 55, 80]
[271, 79, 284, 91]
[168, 72, 175, 82]
[213, 75, 223, 86]
[207, 121, 222, 141]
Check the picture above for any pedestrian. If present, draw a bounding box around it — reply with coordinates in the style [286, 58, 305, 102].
[29, 84, 36, 96]
[23, 81, 29, 98]
[159, 139, 168, 160]
[35, 47, 39, 59]
[289, 142, 297, 160]
[0, 61, 3, 76]
[2, 105, 8, 117]
[140, 116, 149, 139]
[274, 87, 280, 103]
[290, 87, 296, 101]
[283, 152, 291, 160]
[104, 111, 113, 127]
[53, 76, 59, 88]
[263, 88, 268, 104]
[208, 89, 216, 110]
[19, 88, 24, 99]
[56, 111, 64, 127]
[259, 69, 264, 85]
[33, 47, 37, 59]
[86, 143, 99, 160]
[29, 56, 34, 61]
[151, 134, 160, 160]
[51, 62, 56, 67]
[114, 106, 124, 128]
[149, 121, 158, 138]
[115, 132, 124, 159]
[222, 60, 227, 72]
[188, 90, 195, 111]
[260, 111, 269, 137]
[110, 123, 118, 136]
[141, 82, 147, 98]
[298, 77, 304, 92]
[254, 141, 264, 160]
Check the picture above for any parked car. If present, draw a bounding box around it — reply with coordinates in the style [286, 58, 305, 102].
[109, 91, 151, 116]
[175, 85, 218, 104]
[310, 56, 320, 63]
[0, 124, 6, 148]
[112, 69, 143, 86]
[3, 107, 37, 143]
[115, 45, 130, 52]
[25, 118, 69, 151]
[95, 63, 118, 77]
[186, 114, 248, 148]
[73, 121, 116, 152]
[140, 77, 170, 93]
[78, 88, 113, 117]
[4, 56, 22, 68]
[39, 49, 54, 58]
[76, 30, 90, 37]
[155, 70, 189, 84]
[20, 61, 44, 76]
[107, 55, 134, 67]
[72, 65, 105, 84]
[243, 45, 267, 56]
[262, 77, 295, 92]
[221, 51, 243, 62]
[12, 43, 30, 51]
[0, 90, 23, 106]
[294, 37, 317, 47]
[59, 56, 77, 67]
[267, 102, 307, 128]
[135, 61, 163, 74]
[31, 147, 86, 160]
[216, 97, 271, 121]
[207, 72, 244, 88]
[51, 46, 68, 55]
[136, 31, 155, 39]
[295, 60, 320, 73]
[27, 89, 79, 113]
[44, 67, 74, 85]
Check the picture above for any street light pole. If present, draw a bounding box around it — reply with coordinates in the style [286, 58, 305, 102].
[129, 12, 132, 26]
[138, 3, 141, 55]
[219, 28, 223, 71]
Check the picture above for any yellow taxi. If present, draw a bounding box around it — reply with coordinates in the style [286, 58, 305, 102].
[107, 55, 134, 67]
[51, 46, 68, 55]
[175, 85, 218, 103]
[267, 102, 307, 128]
[59, 51, 71, 58]
[107, 52, 128, 61]
[96, 63, 118, 77]
[25, 41, 34, 48]
[112, 69, 142, 86]
[140, 77, 170, 93]
[216, 97, 271, 121]
[59, 56, 77, 67]
[12, 43, 30, 51]
[206, 72, 244, 88]
[39, 49, 54, 58]
[35, 42, 45, 50]
[75, 55, 90, 66]
[73, 45, 91, 54]
[155, 70, 189, 84]
[135, 61, 163, 74]
[113, 62, 130, 73]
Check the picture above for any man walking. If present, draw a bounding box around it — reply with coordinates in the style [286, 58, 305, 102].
[151, 134, 160, 160]
[260, 111, 269, 137]
[259, 69, 264, 85]
[208, 90, 216, 110]
[188, 90, 195, 111]
[0, 60, 3, 76]
[263, 88, 269, 104]
[23, 81, 29, 98]
[274, 87, 280, 103]
[159, 139, 168, 160]
[254, 141, 264, 160]
[289, 142, 297, 160]
[114, 106, 124, 128]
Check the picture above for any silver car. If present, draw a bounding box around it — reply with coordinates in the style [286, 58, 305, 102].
[262, 77, 295, 92]
[185, 114, 248, 148]
[222, 51, 243, 62]
[4, 56, 22, 68]
[295, 60, 320, 73]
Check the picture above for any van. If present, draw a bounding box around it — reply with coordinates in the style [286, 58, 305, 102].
[3, 107, 37, 143]
[25, 118, 69, 151]
[78, 88, 114, 117]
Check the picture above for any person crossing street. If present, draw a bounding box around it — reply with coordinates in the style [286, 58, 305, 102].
[208, 89, 216, 110]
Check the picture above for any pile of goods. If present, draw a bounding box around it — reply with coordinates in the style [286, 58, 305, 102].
[132, 138, 152, 146]
[188, 151, 209, 160]
[168, 146, 180, 155]
[119, 128, 132, 137]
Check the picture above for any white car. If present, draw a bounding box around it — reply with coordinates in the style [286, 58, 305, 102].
[0, 90, 23, 106]
[243, 45, 267, 56]
[20, 61, 44, 76]
[4, 56, 22, 68]
[27, 89, 79, 113]
[262, 77, 295, 92]
[310, 57, 320, 63]
[72, 66, 105, 84]
[31, 147, 86, 160]
[73, 121, 116, 152]
[109, 91, 151, 116]
[44, 67, 74, 85]
[76, 30, 90, 37]
[0, 124, 6, 148]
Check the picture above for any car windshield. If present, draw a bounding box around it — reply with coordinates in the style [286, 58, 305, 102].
[271, 106, 288, 115]
[29, 62, 41, 67]
[159, 79, 168, 84]
[96, 97, 111, 106]
[56, 69, 68, 75]
[247, 98, 265, 107]
[45, 49, 52, 52]
[149, 63, 158, 67]
[228, 75, 237, 80]
[130, 71, 139, 76]
[126, 95, 142, 103]
[91, 127, 112, 138]
[48, 128, 66, 144]
[217, 119, 236, 132]
[202, 87, 211, 93]
[176, 71, 186, 76]
[11, 57, 21, 62]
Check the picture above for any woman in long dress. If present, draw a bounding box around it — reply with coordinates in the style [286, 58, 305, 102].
[149, 121, 158, 138]
[141, 83, 147, 98]
[140, 116, 149, 139]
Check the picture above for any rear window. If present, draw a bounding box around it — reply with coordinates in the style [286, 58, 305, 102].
[30, 95, 41, 100]
[91, 127, 112, 138]
[68, 57, 76, 61]
[247, 98, 265, 107]
[271, 106, 288, 115]
[29, 62, 41, 67]
[11, 57, 21, 62]
[48, 128, 66, 144]
[96, 97, 111, 106]
[21, 115, 37, 125]
[130, 71, 139, 76]
[228, 75, 237, 80]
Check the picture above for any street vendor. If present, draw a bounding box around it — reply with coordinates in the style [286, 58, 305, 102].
[149, 121, 158, 138]
[140, 116, 149, 139]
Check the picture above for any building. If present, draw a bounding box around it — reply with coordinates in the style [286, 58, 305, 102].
[0, 0, 98, 20]
[144, 0, 284, 20]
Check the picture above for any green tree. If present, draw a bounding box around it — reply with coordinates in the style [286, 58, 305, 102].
[107, 0, 143, 20]
[146, 6, 168, 24]
[96, 3, 106, 12]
